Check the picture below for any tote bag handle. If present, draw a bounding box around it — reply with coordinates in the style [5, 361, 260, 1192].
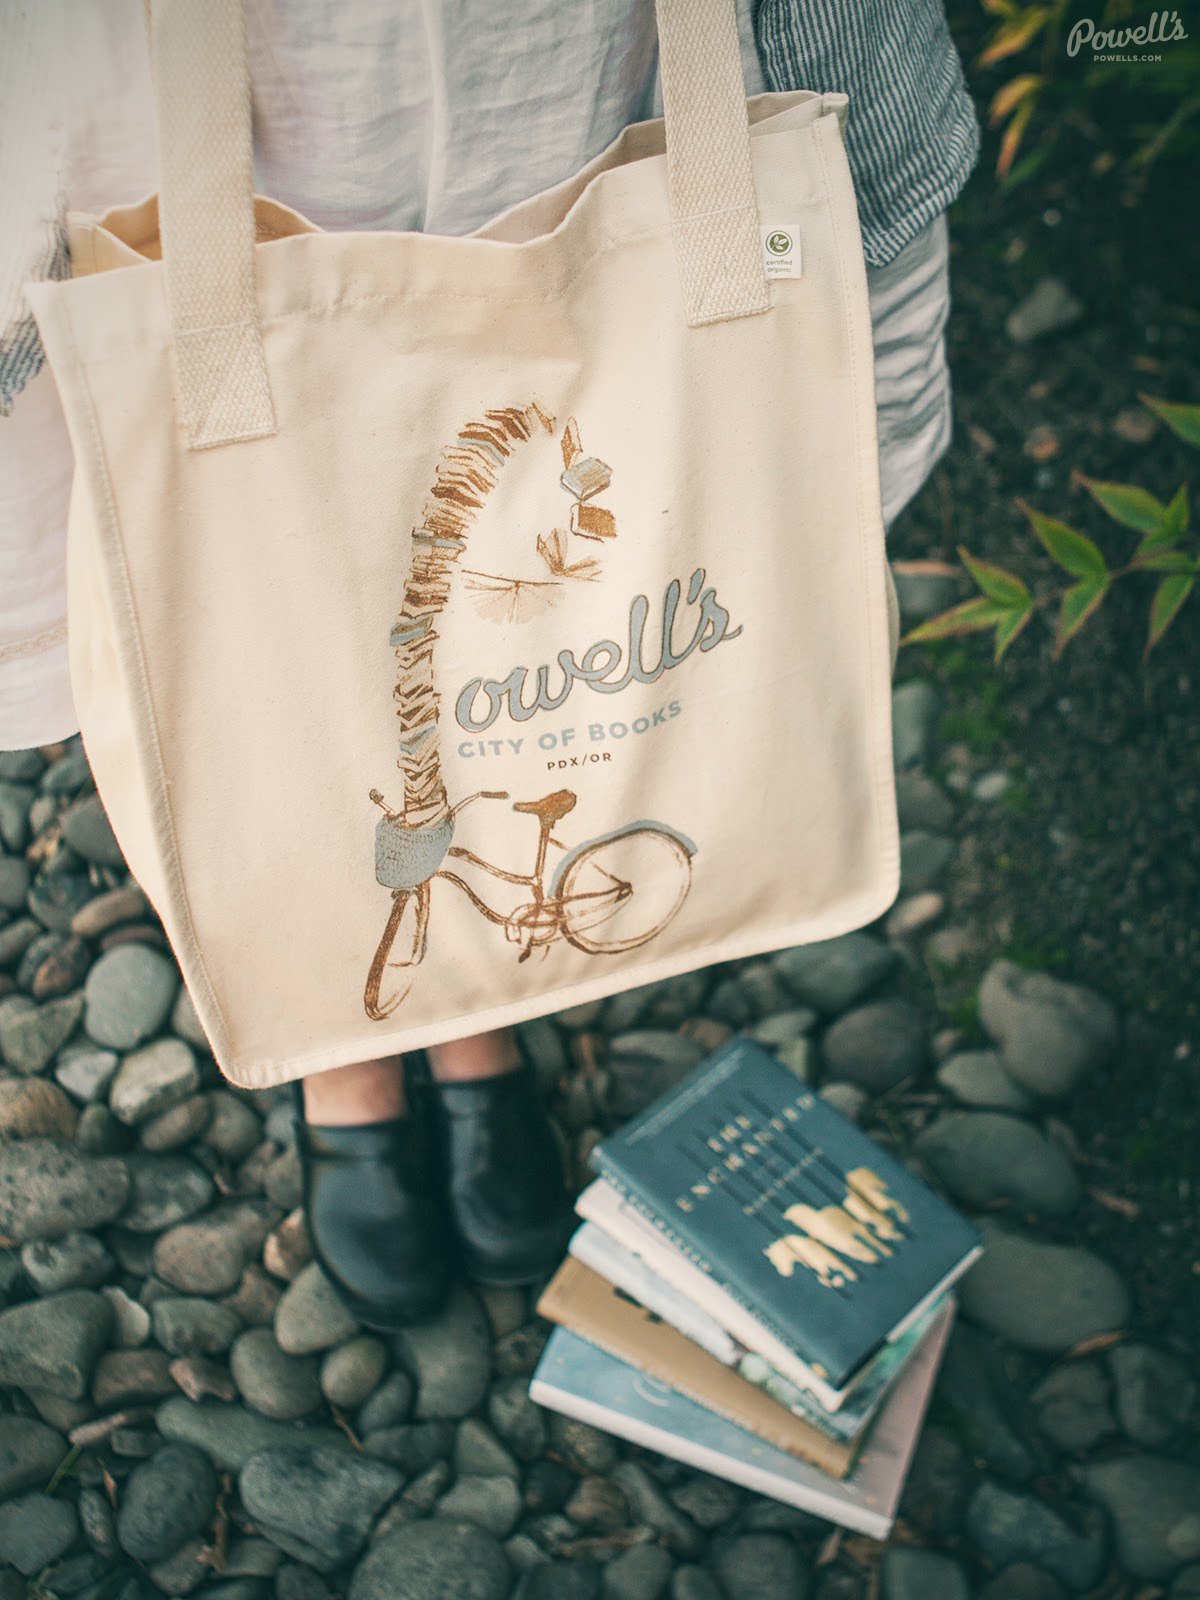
[147, 0, 769, 451]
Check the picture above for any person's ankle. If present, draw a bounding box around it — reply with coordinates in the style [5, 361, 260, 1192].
[300, 1054, 407, 1125]
[427, 1027, 521, 1084]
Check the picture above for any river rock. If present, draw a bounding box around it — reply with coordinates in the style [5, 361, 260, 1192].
[231, 1329, 322, 1421]
[0, 992, 84, 1075]
[84, 943, 179, 1050]
[20, 1229, 114, 1292]
[109, 1038, 200, 1125]
[0, 1077, 78, 1140]
[0, 1491, 78, 1576]
[240, 1444, 403, 1565]
[0, 1415, 68, 1496]
[1031, 1361, 1117, 1453]
[1109, 1342, 1197, 1446]
[394, 1285, 492, 1419]
[966, 1480, 1106, 1591]
[914, 1111, 1080, 1216]
[155, 1396, 346, 1472]
[436, 1473, 522, 1537]
[0, 1288, 112, 1397]
[603, 1543, 673, 1600]
[821, 998, 925, 1092]
[152, 1297, 243, 1356]
[959, 1222, 1129, 1352]
[62, 793, 124, 867]
[349, 1518, 511, 1600]
[55, 1044, 121, 1103]
[275, 1263, 360, 1355]
[70, 885, 152, 938]
[120, 1152, 214, 1231]
[772, 933, 897, 1014]
[978, 960, 1119, 1099]
[935, 1051, 1035, 1113]
[154, 1201, 276, 1296]
[977, 1567, 1067, 1600]
[892, 680, 941, 769]
[320, 1336, 388, 1409]
[711, 1532, 809, 1600]
[1006, 278, 1083, 344]
[117, 1442, 218, 1562]
[880, 1548, 969, 1600]
[1078, 1455, 1200, 1581]
[203, 1091, 263, 1161]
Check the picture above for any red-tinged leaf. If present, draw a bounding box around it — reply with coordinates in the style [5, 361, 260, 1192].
[994, 604, 1034, 662]
[997, 97, 1035, 180]
[1130, 548, 1198, 574]
[1138, 394, 1200, 447]
[1017, 500, 1108, 578]
[1146, 573, 1194, 654]
[902, 596, 1013, 644]
[980, 0, 1018, 15]
[989, 73, 1044, 126]
[1055, 577, 1109, 655]
[978, 8, 1051, 66]
[1076, 475, 1166, 535]
[958, 545, 1032, 606]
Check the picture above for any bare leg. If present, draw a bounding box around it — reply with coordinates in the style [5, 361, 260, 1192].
[427, 1026, 520, 1083]
[301, 1053, 406, 1124]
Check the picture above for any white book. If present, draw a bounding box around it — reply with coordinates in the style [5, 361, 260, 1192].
[529, 1296, 956, 1541]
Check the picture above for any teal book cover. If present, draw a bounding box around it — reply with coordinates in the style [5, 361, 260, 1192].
[591, 1036, 982, 1391]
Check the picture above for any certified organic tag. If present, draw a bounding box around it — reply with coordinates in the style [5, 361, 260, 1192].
[760, 224, 801, 279]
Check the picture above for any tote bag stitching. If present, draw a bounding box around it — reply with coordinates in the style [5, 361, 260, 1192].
[813, 119, 899, 892]
[56, 298, 235, 1067]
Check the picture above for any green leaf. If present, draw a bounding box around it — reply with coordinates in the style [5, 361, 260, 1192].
[902, 596, 1014, 644]
[994, 604, 1034, 662]
[1055, 576, 1109, 655]
[1160, 483, 1189, 539]
[958, 545, 1031, 606]
[1076, 476, 1166, 535]
[1130, 548, 1198, 573]
[1146, 573, 1195, 654]
[1139, 394, 1200, 447]
[1017, 500, 1108, 578]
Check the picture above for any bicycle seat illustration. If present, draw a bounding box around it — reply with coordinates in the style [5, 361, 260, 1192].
[364, 401, 697, 1021]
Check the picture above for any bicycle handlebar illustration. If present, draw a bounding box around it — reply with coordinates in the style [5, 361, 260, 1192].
[363, 787, 696, 1021]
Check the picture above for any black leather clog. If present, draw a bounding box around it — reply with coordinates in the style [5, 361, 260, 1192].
[290, 1066, 455, 1329]
[426, 1054, 575, 1288]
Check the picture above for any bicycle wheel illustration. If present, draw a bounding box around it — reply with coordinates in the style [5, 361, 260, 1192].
[553, 823, 695, 954]
[363, 881, 431, 1021]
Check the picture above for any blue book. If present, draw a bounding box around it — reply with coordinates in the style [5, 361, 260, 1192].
[590, 1036, 981, 1399]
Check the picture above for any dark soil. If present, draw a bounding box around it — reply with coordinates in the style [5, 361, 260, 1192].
[886, 58, 1200, 1355]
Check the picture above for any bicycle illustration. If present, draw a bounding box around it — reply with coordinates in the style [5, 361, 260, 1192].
[364, 397, 696, 1020]
[363, 786, 696, 1020]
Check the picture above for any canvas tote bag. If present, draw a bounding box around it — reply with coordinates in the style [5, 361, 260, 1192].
[27, 0, 901, 1090]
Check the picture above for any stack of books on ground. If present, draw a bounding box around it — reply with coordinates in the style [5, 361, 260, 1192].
[529, 1037, 983, 1539]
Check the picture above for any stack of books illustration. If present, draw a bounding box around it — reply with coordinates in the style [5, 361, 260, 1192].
[529, 1037, 984, 1539]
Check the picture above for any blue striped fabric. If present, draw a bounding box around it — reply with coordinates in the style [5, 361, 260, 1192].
[755, 0, 981, 266]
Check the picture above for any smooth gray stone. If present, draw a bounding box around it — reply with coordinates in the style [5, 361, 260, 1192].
[27, 871, 94, 934]
[56, 1044, 121, 1103]
[202, 1092, 263, 1162]
[891, 567, 965, 624]
[749, 1008, 819, 1047]
[40, 748, 91, 794]
[0, 1287, 112, 1397]
[455, 1418, 520, 1480]
[395, 1286, 492, 1427]
[564, 1474, 629, 1534]
[274, 1263, 360, 1355]
[0, 782, 35, 852]
[892, 679, 941, 769]
[119, 1153, 214, 1232]
[487, 1376, 548, 1462]
[1172, 1566, 1200, 1599]
[0, 1492, 77, 1576]
[74, 1104, 127, 1155]
[667, 1475, 741, 1530]
[109, 1038, 200, 1126]
[611, 1461, 702, 1558]
[83, 944, 179, 1051]
[0, 1076, 77, 1139]
[914, 1111, 1080, 1216]
[1078, 1455, 1200, 1580]
[978, 959, 1119, 1099]
[0, 1415, 68, 1496]
[16, 930, 63, 991]
[880, 1548, 969, 1600]
[1006, 277, 1083, 344]
[102, 1284, 153, 1347]
[231, 1329, 322, 1421]
[20, 1230, 114, 1293]
[1109, 1342, 1197, 1447]
[671, 1569, 725, 1600]
[899, 830, 955, 893]
[0, 919, 41, 969]
[117, 1443, 217, 1563]
[171, 985, 212, 1051]
[959, 1221, 1130, 1353]
[935, 1051, 1035, 1113]
[356, 1368, 414, 1433]
[348, 1519, 511, 1600]
[436, 1473, 522, 1537]
[934, 1325, 1043, 1482]
[140, 1092, 213, 1152]
[362, 1420, 455, 1474]
[711, 1532, 809, 1600]
[548, 1413, 619, 1474]
[818, 1081, 868, 1122]
[62, 793, 125, 867]
[155, 1396, 346, 1473]
[239, 1444, 403, 1566]
[966, 1480, 1106, 1591]
[78, 1482, 120, 1559]
[151, 1297, 243, 1357]
[602, 1543, 673, 1600]
[0, 751, 44, 782]
[519, 1562, 601, 1600]
[772, 932, 897, 1014]
[895, 769, 955, 832]
[70, 885, 151, 938]
[605, 1030, 708, 1117]
[1031, 1360, 1117, 1453]
[154, 1201, 276, 1297]
[821, 997, 925, 1092]
[319, 1336, 388, 1409]
[898, 1424, 974, 1537]
[977, 1565, 1067, 1600]
[0, 991, 84, 1075]
[0, 857, 31, 913]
